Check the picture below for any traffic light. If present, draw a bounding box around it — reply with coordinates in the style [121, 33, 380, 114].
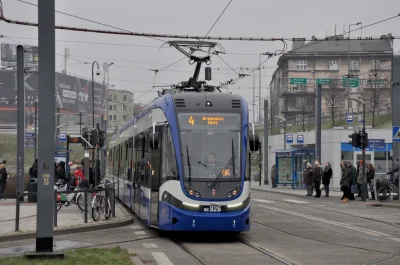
[348, 133, 359, 147]
[358, 130, 369, 150]
[90, 129, 98, 147]
[82, 127, 91, 147]
[98, 129, 106, 148]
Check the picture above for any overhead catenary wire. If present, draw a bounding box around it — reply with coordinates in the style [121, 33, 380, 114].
[201, 0, 233, 42]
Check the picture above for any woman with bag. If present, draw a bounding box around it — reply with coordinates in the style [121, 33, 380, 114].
[340, 161, 349, 202]
[303, 163, 313, 196]
[367, 163, 376, 200]
[322, 162, 333, 197]
[312, 161, 322, 198]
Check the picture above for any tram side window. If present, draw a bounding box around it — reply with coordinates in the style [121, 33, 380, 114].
[161, 125, 178, 184]
[134, 134, 143, 184]
[143, 130, 151, 187]
[150, 127, 162, 190]
[245, 134, 250, 181]
[127, 138, 133, 182]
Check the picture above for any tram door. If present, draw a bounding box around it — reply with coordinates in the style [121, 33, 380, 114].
[133, 134, 144, 215]
[149, 126, 162, 227]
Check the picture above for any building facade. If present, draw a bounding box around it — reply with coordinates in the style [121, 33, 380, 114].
[269, 35, 393, 125]
[107, 89, 135, 129]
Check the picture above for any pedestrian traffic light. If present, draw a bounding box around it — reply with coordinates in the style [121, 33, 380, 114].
[98, 129, 106, 148]
[358, 130, 369, 150]
[348, 133, 359, 147]
[90, 129, 98, 147]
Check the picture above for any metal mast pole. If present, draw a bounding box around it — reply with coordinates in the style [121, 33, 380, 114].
[253, 71, 255, 123]
[316, 84, 322, 162]
[34, 100, 37, 162]
[362, 102, 366, 202]
[264, 99, 269, 185]
[347, 25, 351, 113]
[259, 54, 262, 123]
[16, 45, 25, 202]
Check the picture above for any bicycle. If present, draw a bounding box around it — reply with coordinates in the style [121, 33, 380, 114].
[377, 173, 399, 202]
[91, 180, 114, 221]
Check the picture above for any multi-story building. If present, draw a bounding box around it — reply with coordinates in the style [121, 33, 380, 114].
[107, 89, 135, 129]
[269, 34, 393, 126]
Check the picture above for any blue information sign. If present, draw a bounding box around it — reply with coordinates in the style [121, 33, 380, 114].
[286, 134, 293, 143]
[346, 114, 353, 123]
[297, 135, 304, 143]
[59, 133, 67, 142]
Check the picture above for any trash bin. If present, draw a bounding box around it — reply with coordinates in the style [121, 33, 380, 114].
[28, 178, 37, 202]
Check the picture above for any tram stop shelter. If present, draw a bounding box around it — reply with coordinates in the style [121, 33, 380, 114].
[274, 148, 315, 189]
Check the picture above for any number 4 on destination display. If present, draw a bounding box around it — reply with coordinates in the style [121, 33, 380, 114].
[189, 116, 195, 125]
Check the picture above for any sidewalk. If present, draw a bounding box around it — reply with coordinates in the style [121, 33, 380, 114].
[251, 184, 400, 208]
[0, 198, 133, 242]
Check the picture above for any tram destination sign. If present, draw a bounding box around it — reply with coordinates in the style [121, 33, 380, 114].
[178, 113, 240, 129]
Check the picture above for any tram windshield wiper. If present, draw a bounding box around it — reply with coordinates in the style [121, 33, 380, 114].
[186, 145, 191, 184]
[182, 150, 208, 168]
[210, 143, 236, 188]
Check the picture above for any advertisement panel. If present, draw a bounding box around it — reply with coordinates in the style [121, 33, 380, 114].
[1, 43, 39, 68]
[0, 70, 106, 116]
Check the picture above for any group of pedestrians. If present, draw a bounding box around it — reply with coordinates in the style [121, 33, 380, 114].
[302, 161, 332, 198]
[340, 160, 376, 202]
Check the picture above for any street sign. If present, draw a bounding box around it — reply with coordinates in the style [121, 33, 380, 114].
[368, 80, 385, 86]
[290, 78, 307, 85]
[393, 126, 400, 142]
[24, 132, 36, 148]
[346, 114, 353, 123]
[343, 76, 359, 88]
[59, 133, 66, 142]
[297, 135, 304, 143]
[316, 78, 332, 85]
[368, 139, 385, 149]
[286, 134, 293, 143]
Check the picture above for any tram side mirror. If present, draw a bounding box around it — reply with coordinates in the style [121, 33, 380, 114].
[149, 132, 159, 150]
[249, 134, 260, 152]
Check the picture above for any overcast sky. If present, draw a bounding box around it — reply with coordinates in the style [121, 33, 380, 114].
[1, 0, 399, 112]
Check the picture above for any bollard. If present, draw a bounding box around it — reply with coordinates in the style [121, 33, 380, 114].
[54, 192, 57, 227]
[84, 189, 88, 223]
[112, 188, 116, 218]
[15, 190, 20, 232]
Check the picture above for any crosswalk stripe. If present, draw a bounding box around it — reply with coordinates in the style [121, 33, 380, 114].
[152, 252, 174, 265]
[283, 199, 308, 204]
[252, 199, 275, 204]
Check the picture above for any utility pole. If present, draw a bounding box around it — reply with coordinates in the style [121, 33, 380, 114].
[16, 45, 25, 203]
[347, 22, 362, 113]
[264, 99, 269, 185]
[56, 108, 60, 148]
[392, 55, 400, 199]
[259, 55, 262, 123]
[253, 71, 255, 123]
[95, 123, 100, 185]
[315, 84, 322, 162]
[34, 99, 38, 162]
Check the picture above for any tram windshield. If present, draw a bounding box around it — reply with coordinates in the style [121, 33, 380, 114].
[178, 113, 241, 182]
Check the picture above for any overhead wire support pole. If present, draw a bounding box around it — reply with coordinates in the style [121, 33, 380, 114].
[16, 45, 25, 203]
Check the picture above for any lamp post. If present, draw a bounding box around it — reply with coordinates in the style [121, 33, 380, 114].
[91, 61, 100, 128]
[349, 97, 366, 202]
[347, 22, 362, 113]
[274, 116, 287, 150]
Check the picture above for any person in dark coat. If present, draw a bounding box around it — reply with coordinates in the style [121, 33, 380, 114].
[56, 161, 66, 183]
[270, 164, 277, 188]
[340, 161, 349, 202]
[367, 163, 376, 200]
[0, 160, 8, 200]
[322, 162, 333, 197]
[312, 161, 322, 198]
[348, 161, 357, 200]
[303, 163, 313, 196]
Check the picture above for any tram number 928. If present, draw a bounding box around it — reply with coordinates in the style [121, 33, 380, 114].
[204, 205, 222, 212]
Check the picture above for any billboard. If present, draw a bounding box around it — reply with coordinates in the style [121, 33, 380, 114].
[0, 70, 106, 116]
[1, 43, 39, 68]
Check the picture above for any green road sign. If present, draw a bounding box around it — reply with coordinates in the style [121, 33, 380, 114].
[290, 78, 307, 85]
[342, 76, 359, 88]
[316, 78, 332, 85]
[368, 80, 385, 86]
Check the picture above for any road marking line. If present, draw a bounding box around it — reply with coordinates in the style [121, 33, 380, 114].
[151, 252, 174, 265]
[143, 243, 158, 248]
[134, 231, 146, 235]
[130, 225, 142, 230]
[252, 199, 275, 204]
[389, 238, 400, 242]
[283, 199, 308, 204]
[256, 204, 391, 237]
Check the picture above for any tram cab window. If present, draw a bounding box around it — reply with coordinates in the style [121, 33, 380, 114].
[161, 125, 178, 184]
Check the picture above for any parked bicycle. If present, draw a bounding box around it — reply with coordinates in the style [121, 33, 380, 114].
[91, 179, 114, 221]
[377, 173, 399, 202]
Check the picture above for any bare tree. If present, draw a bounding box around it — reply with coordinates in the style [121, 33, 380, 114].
[362, 71, 391, 128]
[294, 96, 312, 131]
[322, 78, 346, 127]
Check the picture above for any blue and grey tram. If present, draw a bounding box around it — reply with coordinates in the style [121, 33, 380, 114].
[108, 89, 259, 232]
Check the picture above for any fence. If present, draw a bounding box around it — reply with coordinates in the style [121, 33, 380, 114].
[10, 186, 116, 232]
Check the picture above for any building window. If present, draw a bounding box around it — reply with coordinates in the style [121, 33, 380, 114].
[329, 60, 339, 70]
[123, 105, 127, 111]
[109, 105, 112, 110]
[123, 95, 127, 101]
[109, 115, 112, 120]
[350, 60, 360, 71]
[113, 115, 117, 120]
[296, 60, 307, 71]
[108, 95, 112, 100]
[113, 95, 117, 100]
[295, 97, 307, 107]
[114, 105, 117, 110]
[371, 60, 380, 70]
[123, 115, 127, 121]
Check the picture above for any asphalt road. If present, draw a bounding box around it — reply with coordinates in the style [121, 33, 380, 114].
[1, 189, 400, 265]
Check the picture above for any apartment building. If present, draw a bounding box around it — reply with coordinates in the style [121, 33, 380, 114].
[107, 89, 135, 129]
[269, 34, 393, 125]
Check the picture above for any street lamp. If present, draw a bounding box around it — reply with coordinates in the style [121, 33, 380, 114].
[274, 116, 287, 150]
[349, 97, 367, 202]
[347, 22, 362, 113]
[92, 61, 100, 128]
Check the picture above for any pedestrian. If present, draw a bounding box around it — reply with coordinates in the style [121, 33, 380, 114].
[56, 161, 66, 184]
[312, 161, 322, 198]
[356, 161, 362, 198]
[0, 160, 9, 200]
[322, 162, 333, 197]
[270, 164, 277, 188]
[303, 163, 313, 196]
[340, 161, 350, 202]
[29, 159, 38, 179]
[367, 163, 376, 200]
[348, 161, 357, 200]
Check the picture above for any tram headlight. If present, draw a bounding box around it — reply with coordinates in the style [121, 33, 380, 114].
[185, 185, 201, 198]
[227, 187, 241, 198]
